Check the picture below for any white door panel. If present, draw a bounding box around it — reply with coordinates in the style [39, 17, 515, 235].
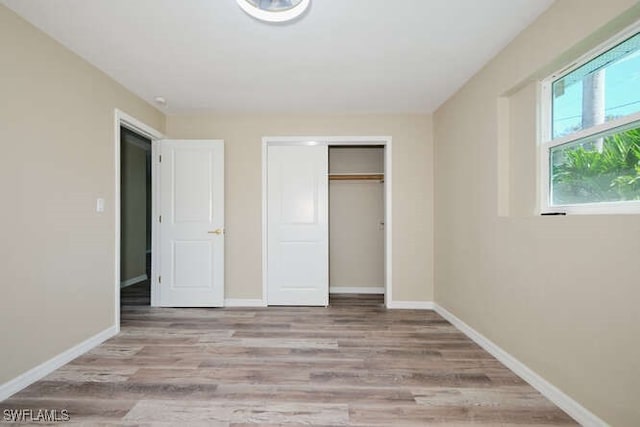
[159, 140, 224, 307]
[172, 149, 214, 222]
[267, 145, 328, 306]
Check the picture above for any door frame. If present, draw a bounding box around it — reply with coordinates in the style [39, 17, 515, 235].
[262, 136, 393, 307]
[114, 109, 164, 332]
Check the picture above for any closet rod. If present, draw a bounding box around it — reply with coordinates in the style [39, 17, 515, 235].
[328, 173, 384, 182]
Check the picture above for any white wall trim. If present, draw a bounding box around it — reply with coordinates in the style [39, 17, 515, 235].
[330, 286, 385, 294]
[434, 304, 607, 427]
[262, 136, 392, 307]
[120, 274, 148, 289]
[224, 299, 268, 307]
[114, 109, 164, 333]
[0, 325, 117, 402]
[261, 140, 268, 308]
[386, 301, 434, 310]
[150, 140, 161, 307]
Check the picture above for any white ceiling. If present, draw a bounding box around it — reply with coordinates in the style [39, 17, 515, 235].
[2, 0, 555, 114]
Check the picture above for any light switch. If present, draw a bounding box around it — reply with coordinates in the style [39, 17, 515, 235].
[96, 198, 105, 213]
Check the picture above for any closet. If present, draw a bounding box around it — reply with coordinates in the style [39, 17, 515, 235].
[265, 139, 389, 307]
[329, 147, 385, 298]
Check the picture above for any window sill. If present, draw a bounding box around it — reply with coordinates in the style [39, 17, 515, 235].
[541, 201, 640, 215]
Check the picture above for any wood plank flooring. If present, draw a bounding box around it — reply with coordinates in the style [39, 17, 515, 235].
[0, 284, 577, 425]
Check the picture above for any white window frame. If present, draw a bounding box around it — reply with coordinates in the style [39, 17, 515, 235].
[540, 21, 640, 215]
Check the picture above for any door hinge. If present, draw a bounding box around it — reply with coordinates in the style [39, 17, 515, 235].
[158, 275, 162, 284]
[159, 154, 162, 163]
[159, 215, 162, 223]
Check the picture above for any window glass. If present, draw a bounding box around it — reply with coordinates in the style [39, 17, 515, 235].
[552, 33, 640, 139]
[550, 126, 640, 205]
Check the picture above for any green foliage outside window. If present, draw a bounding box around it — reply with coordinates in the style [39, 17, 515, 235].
[551, 127, 640, 204]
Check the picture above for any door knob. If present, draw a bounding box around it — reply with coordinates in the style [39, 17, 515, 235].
[208, 228, 224, 235]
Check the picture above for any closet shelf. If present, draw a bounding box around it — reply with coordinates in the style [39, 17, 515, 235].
[329, 173, 384, 182]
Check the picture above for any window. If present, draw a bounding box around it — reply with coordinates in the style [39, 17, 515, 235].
[540, 24, 640, 214]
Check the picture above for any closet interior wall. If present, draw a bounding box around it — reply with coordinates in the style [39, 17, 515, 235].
[329, 147, 385, 295]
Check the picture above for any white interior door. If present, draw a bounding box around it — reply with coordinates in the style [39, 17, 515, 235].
[158, 140, 224, 307]
[267, 144, 328, 306]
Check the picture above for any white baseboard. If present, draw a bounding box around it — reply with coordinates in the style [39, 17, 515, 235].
[386, 300, 434, 310]
[120, 274, 148, 288]
[434, 304, 607, 427]
[330, 286, 385, 294]
[0, 325, 118, 402]
[224, 299, 267, 307]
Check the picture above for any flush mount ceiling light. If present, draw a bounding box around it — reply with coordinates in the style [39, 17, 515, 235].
[236, 0, 310, 23]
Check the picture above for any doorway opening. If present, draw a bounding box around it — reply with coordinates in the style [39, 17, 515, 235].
[328, 146, 385, 307]
[119, 127, 152, 307]
[114, 109, 164, 332]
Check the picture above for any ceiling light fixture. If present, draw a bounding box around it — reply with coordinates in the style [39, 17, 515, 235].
[236, 0, 310, 23]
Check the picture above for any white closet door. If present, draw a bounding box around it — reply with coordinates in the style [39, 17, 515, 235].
[158, 140, 224, 307]
[267, 145, 328, 306]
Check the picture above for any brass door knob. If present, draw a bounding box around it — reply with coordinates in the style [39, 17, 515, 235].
[208, 228, 224, 235]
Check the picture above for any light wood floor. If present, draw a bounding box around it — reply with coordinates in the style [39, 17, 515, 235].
[1, 283, 577, 425]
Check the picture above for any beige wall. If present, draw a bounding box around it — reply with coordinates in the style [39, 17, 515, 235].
[0, 5, 164, 384]
[166, 114, 433, 302]
[329, 148, 385, 290]
[434, 1, 640, 425]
